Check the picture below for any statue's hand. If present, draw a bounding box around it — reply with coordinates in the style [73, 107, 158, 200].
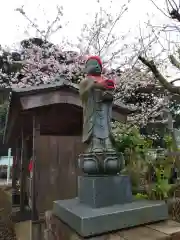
[93, 81, 106, 89]
[102, 91, 113, 102]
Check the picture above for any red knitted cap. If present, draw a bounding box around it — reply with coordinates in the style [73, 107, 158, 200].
[86, 56, 102, 68]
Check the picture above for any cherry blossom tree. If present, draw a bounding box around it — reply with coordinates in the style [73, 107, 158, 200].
[0, 1, 131, 87]
[0, 0, 171, 126]
[0, 1, 131, 88]
[0, 38, 87, 88]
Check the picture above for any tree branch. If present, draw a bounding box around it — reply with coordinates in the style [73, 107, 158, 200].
[44, 6, 63, 40]
[15, 7, 44, 37]
[169, 54, 180, 69]
[138, 55, 180, 94]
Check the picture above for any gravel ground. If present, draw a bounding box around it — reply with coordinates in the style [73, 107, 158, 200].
[0, 183, 16, 240]
[0, 218, 16, 240]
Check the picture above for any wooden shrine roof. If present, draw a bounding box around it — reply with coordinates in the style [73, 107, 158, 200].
[3, 79, 136, 144]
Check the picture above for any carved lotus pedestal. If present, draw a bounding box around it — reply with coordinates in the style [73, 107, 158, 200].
[78, 152, 123, 175]
[52, 175, 168, 238]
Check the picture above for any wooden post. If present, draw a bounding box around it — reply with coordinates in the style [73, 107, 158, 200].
[12, 141, 18, 189]
[6, 148, 11, 185]
[31, 115, 41, 240]
[16, 140, 21, 184]
[31, 115, 40, 221]
[12, 140, 19, 206]
[20, 128, 29, 212]
[20, 129, 25, 212]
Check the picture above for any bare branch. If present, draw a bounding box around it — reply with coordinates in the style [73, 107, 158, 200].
[169, 54, 180, 69]
[15, 7, 44, 37]
[170, 78, 180, 84]
[77, 0, 131, 63]
[166, 0, 179, 13]
[15, 5, 64, 41]
[138, 55, 180, 94]
[99, 3, 129, 53]
[44, 6, 63, 40]
[149, 0, 170, 18]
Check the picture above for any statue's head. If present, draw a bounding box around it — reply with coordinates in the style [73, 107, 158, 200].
[85, 56, 102, 76]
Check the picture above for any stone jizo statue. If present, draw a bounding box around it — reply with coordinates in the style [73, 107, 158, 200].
[79, 56, 122, 175]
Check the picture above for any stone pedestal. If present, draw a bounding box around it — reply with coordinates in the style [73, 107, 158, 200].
[53, 175, 168, 237]
[78, 175, 132, 208]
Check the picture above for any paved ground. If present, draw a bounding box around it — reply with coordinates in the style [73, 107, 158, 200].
[0, 179, 12, 186]
[15, 221, 31, 240]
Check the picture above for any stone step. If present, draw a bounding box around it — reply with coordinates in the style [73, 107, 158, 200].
[45, 212, 180, 240]
[110, 220, 180, 240]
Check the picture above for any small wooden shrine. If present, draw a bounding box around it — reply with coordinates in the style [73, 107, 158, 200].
[3, 79, 134, 223]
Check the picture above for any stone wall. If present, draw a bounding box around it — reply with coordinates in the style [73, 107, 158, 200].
[44, 210, 126, 240]
[44, 210, 180, 240]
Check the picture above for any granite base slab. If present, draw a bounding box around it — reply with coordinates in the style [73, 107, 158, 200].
[53, 198, 168, 237]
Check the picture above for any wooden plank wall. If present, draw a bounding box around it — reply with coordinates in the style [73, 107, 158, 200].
[35, 135, 83, 215]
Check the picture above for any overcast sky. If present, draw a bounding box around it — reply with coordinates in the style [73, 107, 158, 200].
[0, 0, 171, 46]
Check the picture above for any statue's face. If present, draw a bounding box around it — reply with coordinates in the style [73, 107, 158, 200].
[85, 59, 102, 75]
